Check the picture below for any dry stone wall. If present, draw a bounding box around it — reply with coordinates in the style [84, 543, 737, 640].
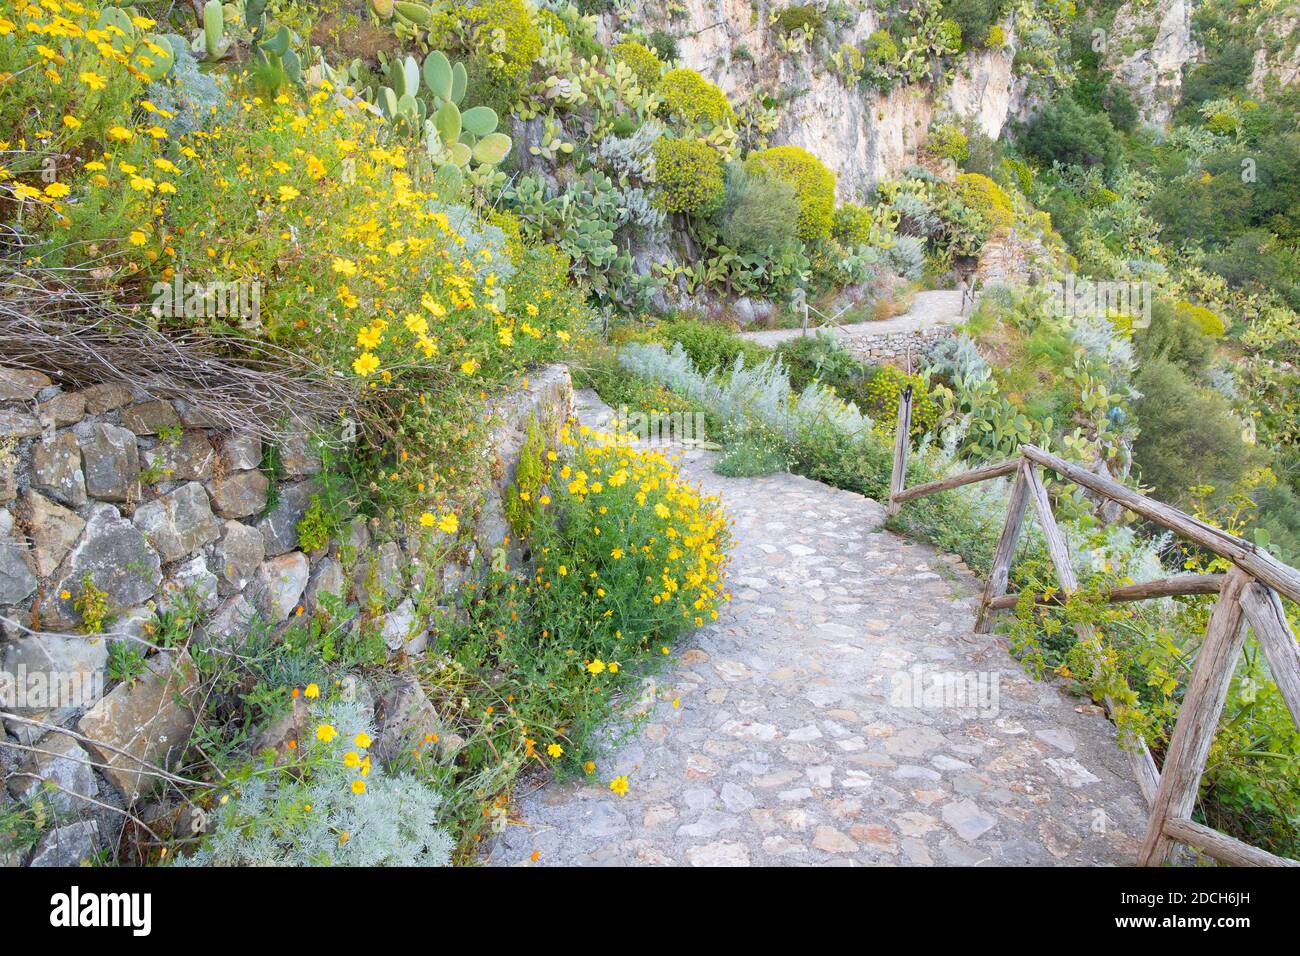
[0, 363, 573, 866]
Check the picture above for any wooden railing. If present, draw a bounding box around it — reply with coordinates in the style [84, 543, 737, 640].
[887, 388, 1300, 867]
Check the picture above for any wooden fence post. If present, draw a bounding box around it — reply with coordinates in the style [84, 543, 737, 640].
[1139, 567, 1253, 866]
[886, 386, 913, 518]
[975, 460, 1030, 633]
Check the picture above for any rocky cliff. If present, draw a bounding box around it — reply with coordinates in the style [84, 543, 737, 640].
[620, 1, 1027, 200]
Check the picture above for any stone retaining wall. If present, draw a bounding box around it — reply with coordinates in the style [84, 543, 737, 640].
[0, 363, 572, 866]
[842, 326, 955, 367]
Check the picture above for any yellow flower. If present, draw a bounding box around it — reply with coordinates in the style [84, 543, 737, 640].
[43, 182, 70, 198]
[62, 115, 81, 130]
[611, 548, 624, 559]
[404, 312, 428, 336]
[343, 751, 361, 768]
[546, 743, 563, 758]
[352, 352, 379, 377]
[356, 325, 383, 349]
[460, 358, 479, 375]
[351, 779, 366, 794]
[419, 512, 436, 527]
[437, 513, 458, 534]
[80, 71, 106, 91]
[303, 683, 320, 699]
[128, 230, 147, 246]
[583, 761, 596, 774]
[609, 775, 630, 797]
[315, 724, 338, 743]
[608, 662, 619, 673]
[354, 732, 372, 749]
[586, 659, 606, 675]
[106, 125, 133, 141]
[278, 184, 300, 202]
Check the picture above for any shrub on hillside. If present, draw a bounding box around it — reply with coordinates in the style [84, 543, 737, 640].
[1132, 358, 1263, 507]
[1021, 97, 1122, 178]
[745, 145, 837, 240]
[652, 137, 726, 215]
[714, 163, 802, 256]
[656, 318, 771, 372]
[453, 0, 542, 84]
[657, 68, 735, 129]
[612, 40, 664, 90]
[832, 204, 875, 246]
[953, 172, 1013, 233]
[940, 0, 1007, 47]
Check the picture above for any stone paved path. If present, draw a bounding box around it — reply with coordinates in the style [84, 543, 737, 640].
[486, 392, 1147, 867]
[741, 289, 970, 349]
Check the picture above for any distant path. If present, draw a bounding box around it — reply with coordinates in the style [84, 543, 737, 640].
[485, 390, 1148, 867]
[741, 290, 969, 349]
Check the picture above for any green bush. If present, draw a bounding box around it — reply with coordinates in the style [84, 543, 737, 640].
[656, 317, 772, 372]
[612, 40, 664, 90]
[647, 29, 679, 63]
[457, 0, 542, 84]
[774, 4, 823, 37]
[832, 203, 875, 246]
[1132, 358, 1263, 507]
[714, 421, 790, 477]
[953, 172, 1013, 232]
[1020, 97, 1122, 178]
[715, 163, 802, 256]
[745, 145, 836, 240]
[864, 29, 898, 65]
[927, 123, 970, 163]
[652, 137, 726, 215]
[657, 68, 735, 129]
[940, 0, 1008, 47]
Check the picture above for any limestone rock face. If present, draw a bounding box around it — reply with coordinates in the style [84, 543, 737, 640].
[27, 820, 101, 867]
[0, 538, 37, 605]
[630, 1, 1027, 199]
[17, 490, 85, 577]
[215, 520, 264, 593]
[7, 732, 99, 812]
[254, 551, 310, 622]
[1105, 0, 1197, 128]
[143, 431, 217, 482]
[208, 468, 269, 519]
[1, 630, 109, 714]
[0, 368, 51, 401]
[256, 478, 317, 556]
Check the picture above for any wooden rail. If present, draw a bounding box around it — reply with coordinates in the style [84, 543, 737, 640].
[886, 389, 1300, 866]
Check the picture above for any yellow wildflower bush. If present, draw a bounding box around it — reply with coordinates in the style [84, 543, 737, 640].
[527, 424, 731, 659]
[745, 144, 836, 241]
[5, 1, 582, 523]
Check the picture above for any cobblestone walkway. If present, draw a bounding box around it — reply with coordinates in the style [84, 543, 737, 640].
[486, 393, 1147, 867]
[740, 290, 970, 349]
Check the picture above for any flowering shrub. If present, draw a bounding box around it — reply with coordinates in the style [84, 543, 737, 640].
[177, 698, 453, 866]
[447, 0, 542, 84]
[953, 172, 1014, 233]
[656, 67, 735, 130]
[5, 2, 582, 523]
[652, 137, 725, 215]
[745, 145, 836, 240]
[612, 40, 664, 90]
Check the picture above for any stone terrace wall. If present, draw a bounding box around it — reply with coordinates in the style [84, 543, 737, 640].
[0, 363, 572, 866]
[842, 326, 955, 368]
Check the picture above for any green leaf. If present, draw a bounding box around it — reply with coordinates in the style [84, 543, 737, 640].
[434, 100, 461, 146]
[472, 132, 512, 165]
[449, 141, 473, 167]
[203, 0, 225, 59]
[422, 50, 452, 101]
[460, 106, 498, 137]
[451, 62, 467, 104]
[261, 24, 291, 57]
